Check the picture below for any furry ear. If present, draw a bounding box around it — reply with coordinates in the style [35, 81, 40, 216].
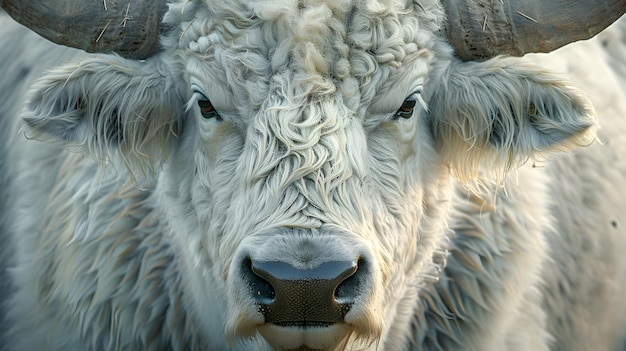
[23, 55, 184, 176]
[429, 57, 597, 181]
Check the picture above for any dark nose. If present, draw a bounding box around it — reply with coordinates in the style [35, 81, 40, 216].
[243, 258, 364, 326]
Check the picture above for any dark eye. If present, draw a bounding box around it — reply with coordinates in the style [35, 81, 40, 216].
[394, 96, 417, 119]
[197, 98, 220, 120]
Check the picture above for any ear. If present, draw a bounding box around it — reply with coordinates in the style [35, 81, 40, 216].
[429, 57, 597, 181]
[23, 55, 185, 176]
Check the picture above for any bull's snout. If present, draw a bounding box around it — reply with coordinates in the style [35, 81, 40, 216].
[243, 258, 365, 325]
[231, 231, 381, 349]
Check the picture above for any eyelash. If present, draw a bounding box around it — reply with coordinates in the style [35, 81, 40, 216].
[395, 96, 417, 119]
[393, 89, 427, 120]
[192, 91, 221, 120]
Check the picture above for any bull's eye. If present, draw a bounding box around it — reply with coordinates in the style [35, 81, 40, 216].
[197, 98, 220, 120]
[395, 96, 417, 119]
[393, 88, 427, 120]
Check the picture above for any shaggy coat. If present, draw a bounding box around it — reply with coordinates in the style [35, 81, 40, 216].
[1, 0, 626, 350]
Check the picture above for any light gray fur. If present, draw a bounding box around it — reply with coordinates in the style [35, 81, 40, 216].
[1, 1, 626, 350]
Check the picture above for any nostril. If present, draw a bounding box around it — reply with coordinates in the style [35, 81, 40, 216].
[242, 257, 275, 303]
[335, 258, 366, 304]
[244, 258, 362, 325]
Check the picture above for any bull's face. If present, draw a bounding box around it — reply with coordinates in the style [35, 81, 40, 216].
[22, 0, 596, 349]
[164, 1, 449, 348]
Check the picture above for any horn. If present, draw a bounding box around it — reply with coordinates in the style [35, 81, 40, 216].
[0, 0, 169, 60]
[442, 0, 626, 61]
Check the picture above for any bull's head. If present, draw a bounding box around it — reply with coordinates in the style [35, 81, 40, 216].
[2, 0, 622, 349]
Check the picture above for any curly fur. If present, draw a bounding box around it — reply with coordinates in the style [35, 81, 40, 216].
[0, 1, 625, 350]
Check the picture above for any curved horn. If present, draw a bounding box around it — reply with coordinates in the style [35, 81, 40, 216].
[442, 0, 626, 61]
[0, 0, 168, 60]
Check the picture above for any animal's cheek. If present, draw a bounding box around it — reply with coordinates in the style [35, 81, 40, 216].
[377, 118, 420, 163]
[396, 119, 420, 160]
[197, 122, 244, 166]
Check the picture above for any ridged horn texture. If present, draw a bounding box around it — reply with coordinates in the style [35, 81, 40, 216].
[0, 0, 169, 60]
[442, 0, 626, 61]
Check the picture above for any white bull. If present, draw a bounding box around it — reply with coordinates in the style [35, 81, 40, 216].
[0, 0, 625, 350]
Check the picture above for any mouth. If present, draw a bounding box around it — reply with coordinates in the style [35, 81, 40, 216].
[258, 323, 354, 351]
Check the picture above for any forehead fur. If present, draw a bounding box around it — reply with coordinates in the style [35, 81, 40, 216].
[166, 0, 444, 111]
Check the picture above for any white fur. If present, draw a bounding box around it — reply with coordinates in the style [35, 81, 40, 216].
[0, 1, 625, 350]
